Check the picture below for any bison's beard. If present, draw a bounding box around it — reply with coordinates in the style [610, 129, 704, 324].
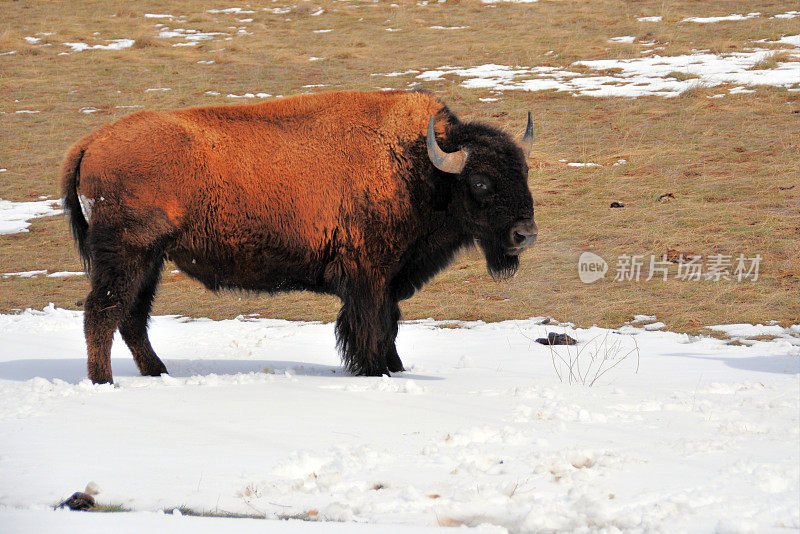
[480, 239, 520, 281]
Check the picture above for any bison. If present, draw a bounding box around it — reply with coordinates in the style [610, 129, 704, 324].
[61, 90, 537, 384]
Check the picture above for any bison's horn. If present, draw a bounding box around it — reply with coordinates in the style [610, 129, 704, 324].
[520, 111, 534, 157]
[427, 116, 468, 174]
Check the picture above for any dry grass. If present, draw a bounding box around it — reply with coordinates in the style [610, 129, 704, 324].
[665, 71, 700, 81]
[748, 50, 800, 70]
[1, 0, 798, 333]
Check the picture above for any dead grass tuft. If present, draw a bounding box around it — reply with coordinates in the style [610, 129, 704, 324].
[666, 71, 700, 81]
[88, 503, 130, 513]
[132, 35, 168, 49]
[0, 28, 33, 54]
[749, 51, 799, 70]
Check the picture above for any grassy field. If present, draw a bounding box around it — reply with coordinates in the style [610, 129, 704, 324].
[1, 0, 798, 333]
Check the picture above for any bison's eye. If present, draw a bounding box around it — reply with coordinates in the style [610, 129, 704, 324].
[470, 175, 491, 196]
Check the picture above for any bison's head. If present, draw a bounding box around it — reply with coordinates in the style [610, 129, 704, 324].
[427, 113, 537, 279]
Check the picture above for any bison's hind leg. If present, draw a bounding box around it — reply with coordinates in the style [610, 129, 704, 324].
[83, 220, 173, 384]
[118, 254, 168, 377]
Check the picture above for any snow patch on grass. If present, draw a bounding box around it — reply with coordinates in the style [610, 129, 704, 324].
[46, 271, 85, 278]
[226, 92, 272, 98]
[62, 39, 134, 52]
[416, 44, 800, 97]
[2, 270, 48, 278]
[608, 36, 636, 44]
[708, 323, 788, 338]
[157, 28, 229, 42]
[207, 7, 255, 15]
[0, 198, 62, 235]
[682, 12, 761, 23]
[566, 162, 601, 167]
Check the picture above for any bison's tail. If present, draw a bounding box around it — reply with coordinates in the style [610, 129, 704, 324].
[61, 143, 91, 272]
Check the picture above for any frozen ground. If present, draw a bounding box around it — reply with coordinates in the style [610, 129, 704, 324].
[0, 306, 797, 532]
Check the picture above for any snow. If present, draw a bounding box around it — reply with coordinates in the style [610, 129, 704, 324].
[773, 11, 800, 19]
[728, 86, 756, 94]
[416, 43, 800, 98]
[2, 271, 83, 279]
[47, 272, 85, 278]
[264, 7, 293, 15]
[0, 305, 797, 531]
[0, 198, 62, 235]
[61, 39, 134, 52]
[682, 12, 761, 24]
[371, 69, 420, 77]
[157, 28, 229, 42]
[207, 8, 255, 15]
[1, 508, 453, 533]
[707, 324, 788, 338]
[608, 36, 636, 44]
[566, 162, 601, 167]
[637, 16, 662, 22]
[428, 26, 469, 30]
[226, 93, 272, 98]
[2, 270, 47, 278]
[777, 35, 800, 47]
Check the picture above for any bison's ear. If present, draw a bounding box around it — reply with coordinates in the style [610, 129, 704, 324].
[428, 172, 454, 211]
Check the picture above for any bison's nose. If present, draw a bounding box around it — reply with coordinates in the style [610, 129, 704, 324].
[510, 219, 538, 249]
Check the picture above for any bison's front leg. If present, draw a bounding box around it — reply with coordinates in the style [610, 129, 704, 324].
[385, 301, 405, 373]
[335, 282, 401, 376]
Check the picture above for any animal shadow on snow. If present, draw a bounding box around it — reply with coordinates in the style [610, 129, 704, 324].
[660, 351, 799, 375]
[0, 358, 441, 384]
